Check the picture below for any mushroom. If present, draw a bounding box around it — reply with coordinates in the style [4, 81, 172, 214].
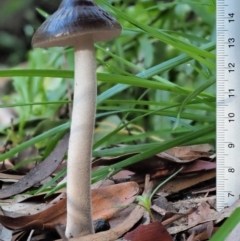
[32, 0, 121, 238]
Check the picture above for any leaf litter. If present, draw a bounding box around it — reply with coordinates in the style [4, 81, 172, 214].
[0, 133, 235, 241]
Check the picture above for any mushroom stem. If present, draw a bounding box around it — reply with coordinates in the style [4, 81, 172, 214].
[65, 36, 96, 238]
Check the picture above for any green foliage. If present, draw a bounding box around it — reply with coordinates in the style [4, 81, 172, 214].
[0, 1, 222, 236]
[136, 167, 183, 221]
[0, 0, 215, 199]
[10, 49, 67, 133]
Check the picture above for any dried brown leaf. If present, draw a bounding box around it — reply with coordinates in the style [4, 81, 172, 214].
[0, 133, 69, 199]
[162, 144, 212, 163]
[181, 160, 215, 173]
[167, 199, 240, 235]
[0, 198, 66, 230]
[157, 170, 215, 194]
[124, 222, 173, 241]
[55, 175, 153, 241]
[188, 202, 215, 226]
[0, 182, 139, 233]
[94, 145, 213, 180]
[92, 181, 139, 220]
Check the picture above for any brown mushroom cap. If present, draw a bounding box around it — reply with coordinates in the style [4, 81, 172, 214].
[32, 0, 122, 48]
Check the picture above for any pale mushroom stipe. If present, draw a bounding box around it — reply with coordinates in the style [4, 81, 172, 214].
[32, 0, 121, 238]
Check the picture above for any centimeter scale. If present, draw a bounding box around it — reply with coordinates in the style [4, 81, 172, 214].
[217, 0, 240, 211]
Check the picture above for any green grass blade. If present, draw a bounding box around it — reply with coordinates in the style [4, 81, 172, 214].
[210, 208, 240, 241]
[92, 125, 215, 179]
[0, 122, 70, 162]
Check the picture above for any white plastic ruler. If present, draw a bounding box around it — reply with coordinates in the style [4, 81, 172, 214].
[217, 0, 240, 211]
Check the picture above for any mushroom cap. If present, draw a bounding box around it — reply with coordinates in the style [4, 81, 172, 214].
[32, 0, 122, 48]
